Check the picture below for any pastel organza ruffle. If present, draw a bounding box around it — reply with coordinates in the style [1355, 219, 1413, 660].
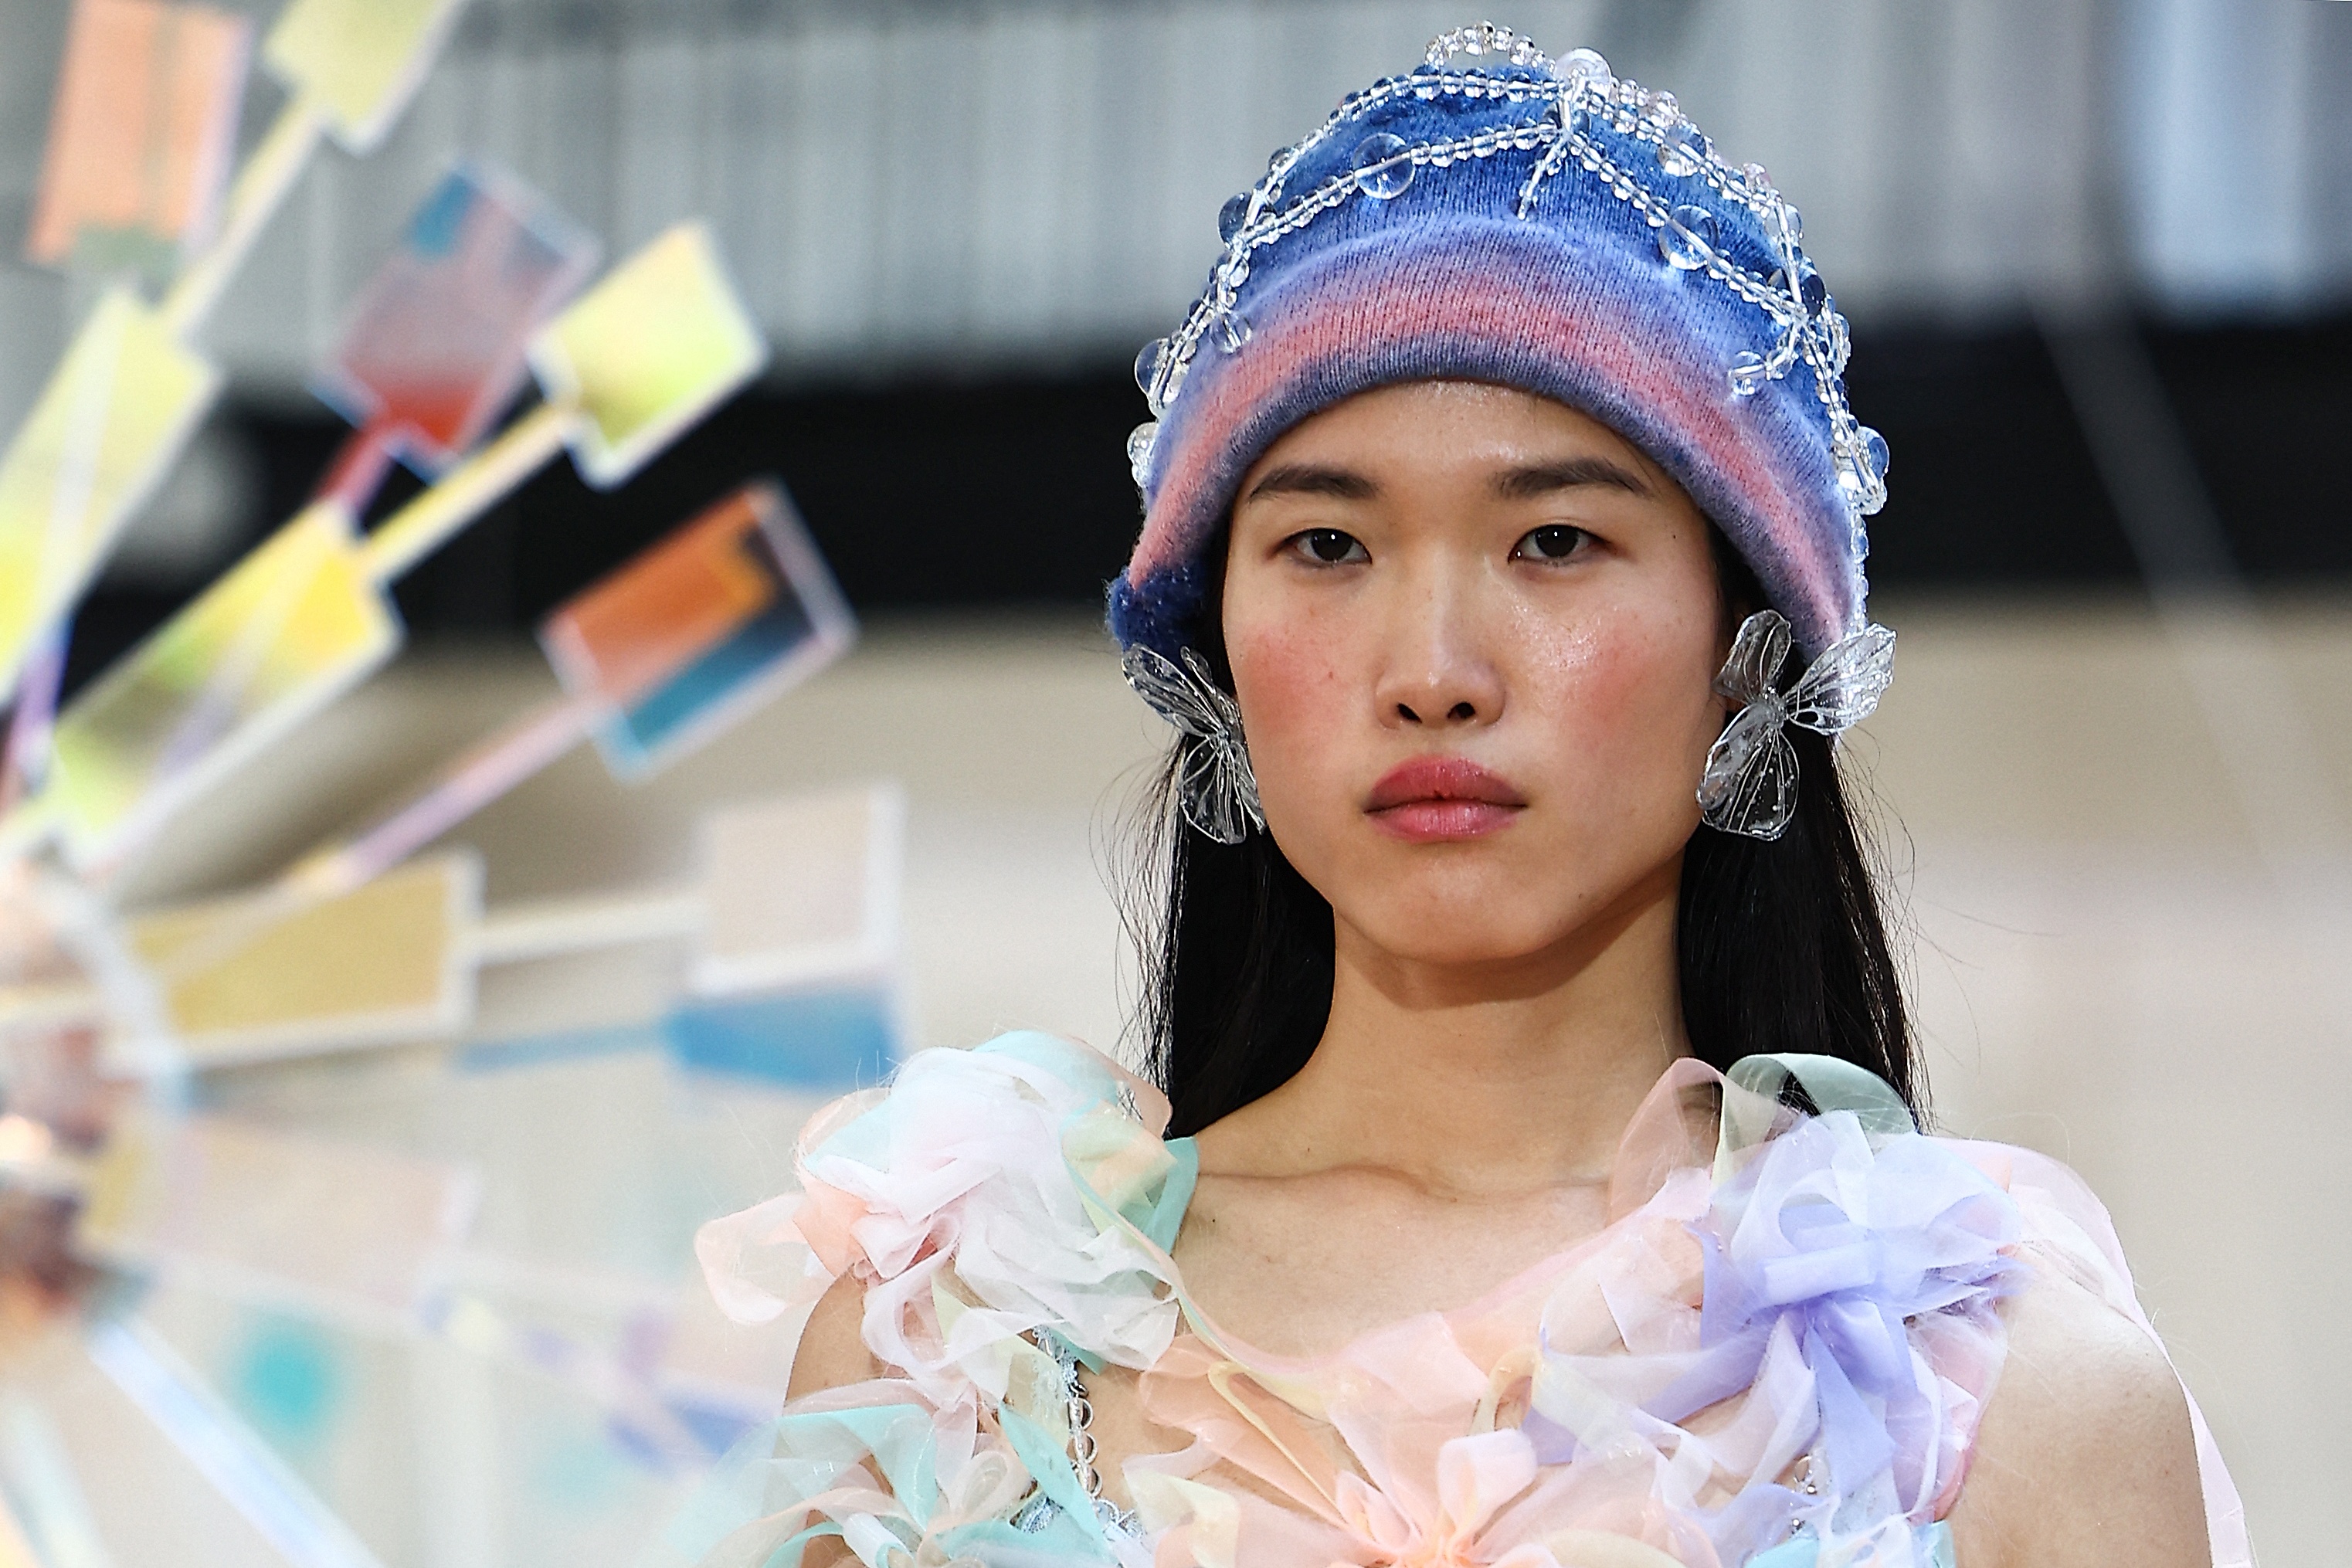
[649, 1033, 2249, 1568]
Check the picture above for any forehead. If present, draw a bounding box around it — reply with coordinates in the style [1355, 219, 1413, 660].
[1241, 381, 1684, 510]
[1236, 381, 1679, 504]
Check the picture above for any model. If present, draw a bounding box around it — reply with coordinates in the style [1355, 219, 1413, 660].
[666, 26, 2248, 1568]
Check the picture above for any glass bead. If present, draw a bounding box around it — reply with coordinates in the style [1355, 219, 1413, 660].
[1352, 133, 1414, 199]
[1133, 338, 1168, 397]
[1728, 351, 1769, 398]
[1660, 205, 1718, 269]
[1124, 420, 1152, 487]
[1218, 192, 1251, 243]
[1559, 47, 1611, 96]
[1828, 311, 1852, 372]
[1798, 266, 1828, 315]
[1658, 121, 1712, 177]
[1742, 161, 1773, 194]
[1641, 90, 1680, 131]
[1776, 201, 1804, 243]
[1765, 336, 1799, 375]
[1860, 425, 1890, 484]
[1213, 310, 1251, 353]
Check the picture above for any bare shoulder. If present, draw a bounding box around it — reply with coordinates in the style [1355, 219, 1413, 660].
[1946, 1263, 2209, 1567]
[786, 1271, 888, 1400]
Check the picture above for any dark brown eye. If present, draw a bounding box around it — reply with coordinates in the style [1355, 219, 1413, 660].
[1514, 524, 1587, 562]
[1291, 528, 1369, 565]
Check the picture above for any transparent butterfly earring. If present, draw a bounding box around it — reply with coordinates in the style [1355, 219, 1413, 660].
[1121, 645, 1266, 844]
[1699, 609, 1896, 840]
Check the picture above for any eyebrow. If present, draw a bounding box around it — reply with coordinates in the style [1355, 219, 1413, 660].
[1492, 456, 1655, 500]
[1243, 463, 1380, 502]
[1243, 454, 1656, 505]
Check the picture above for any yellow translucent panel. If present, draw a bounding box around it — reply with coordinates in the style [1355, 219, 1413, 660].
[26, 0, 252, 270]
[0, 288, 220, 693]
[262, 0, 464, 151]
[45, 504, 400, 867]
[526, 223, 768, 487]
[124, 851, 477, 1064]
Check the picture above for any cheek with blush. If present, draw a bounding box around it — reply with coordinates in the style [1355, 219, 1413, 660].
[1518, 603, 1721, 837]
[1227, 614, 1356, 839]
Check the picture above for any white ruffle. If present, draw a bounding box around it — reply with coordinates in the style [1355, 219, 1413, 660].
[695, 1033, 1185, 1410]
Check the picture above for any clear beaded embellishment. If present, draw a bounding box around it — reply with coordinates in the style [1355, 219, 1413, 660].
[1131, 22, 1892, 527]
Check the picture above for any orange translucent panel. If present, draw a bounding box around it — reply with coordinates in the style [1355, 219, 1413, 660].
[26, 0, 251, 270]
[540, 487, 782, 707]
[538, 481, 856, 778]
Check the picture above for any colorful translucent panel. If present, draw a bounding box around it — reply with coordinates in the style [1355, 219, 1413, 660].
[695, 783, 901, 996]
[43, 504, 400, 868]
[25, 0, 252, 272]
[85, 1319, 385, 1568]
[540, 482, 854, 779]
[526, 223, 769, 487]
[315, 163, 598, 475]
[262, 0, 466, 153]
[0, 288, 220, 696]
[124, 851, 478, 1065]
[661, 983, 898, 1091]
[82, 1111, 478, 1327]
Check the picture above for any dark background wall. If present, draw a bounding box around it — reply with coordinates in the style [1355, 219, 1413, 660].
[59, 307, 2352, 698]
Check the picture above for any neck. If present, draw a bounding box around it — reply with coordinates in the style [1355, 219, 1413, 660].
[1218, 860, 1689, 1196]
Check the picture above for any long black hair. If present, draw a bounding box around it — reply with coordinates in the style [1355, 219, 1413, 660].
[1117, 535, 1919, 1139]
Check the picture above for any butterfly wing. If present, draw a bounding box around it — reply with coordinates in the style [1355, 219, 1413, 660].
[1122, 645, 1223, 740]
[1787, 623, 1896, 734]
[1698, 703, 1800, 839]
[1177, 734, 1264, 844]
[1716, 610, 1794, 704]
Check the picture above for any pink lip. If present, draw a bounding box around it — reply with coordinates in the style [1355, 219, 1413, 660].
[1365, 756, 1528, 843]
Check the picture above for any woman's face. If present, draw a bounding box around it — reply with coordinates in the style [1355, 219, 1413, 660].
[1221, 381, 1729, 969]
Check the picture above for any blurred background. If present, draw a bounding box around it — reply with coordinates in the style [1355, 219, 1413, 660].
[0, 1, 2343, 1565]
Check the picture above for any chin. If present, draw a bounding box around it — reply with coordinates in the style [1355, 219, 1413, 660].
[1342, 874, 1591, 966]
[1326, 831, 1686, 967]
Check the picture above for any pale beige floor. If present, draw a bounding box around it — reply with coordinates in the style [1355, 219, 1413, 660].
[85, 594, 2352, 1563]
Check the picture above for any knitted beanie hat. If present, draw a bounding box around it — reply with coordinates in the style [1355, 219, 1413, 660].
[1109, 24, 1889, 667]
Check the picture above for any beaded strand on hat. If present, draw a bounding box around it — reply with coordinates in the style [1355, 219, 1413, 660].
[1127, 22, 1891, 531]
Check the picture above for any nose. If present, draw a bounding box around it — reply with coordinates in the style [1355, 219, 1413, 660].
[1373, 572, 1504, 729]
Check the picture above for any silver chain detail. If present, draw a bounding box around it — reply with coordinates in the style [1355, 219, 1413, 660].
[1067, 1382, 1101, 1500]
[1011, 1331, 1135, 1537]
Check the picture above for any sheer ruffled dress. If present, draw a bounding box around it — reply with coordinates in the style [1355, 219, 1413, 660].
[652, 1033, 2248, 1568]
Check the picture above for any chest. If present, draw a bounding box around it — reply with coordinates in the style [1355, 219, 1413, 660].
[1164, 1168, 1613, 1359]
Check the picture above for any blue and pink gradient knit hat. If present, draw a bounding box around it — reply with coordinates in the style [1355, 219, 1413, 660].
[1109, 24, 1890, 667]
